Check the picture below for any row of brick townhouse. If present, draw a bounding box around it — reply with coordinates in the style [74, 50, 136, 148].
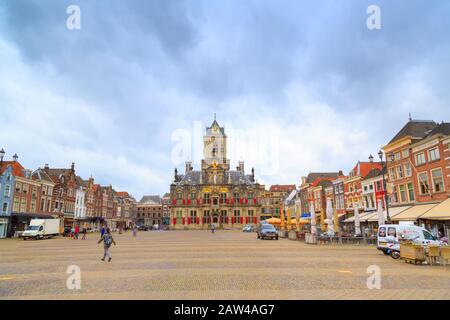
[0, 150, 137, 238]
[296, 119, 450, 238]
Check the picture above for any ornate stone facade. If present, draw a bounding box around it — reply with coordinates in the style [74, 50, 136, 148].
[170, 119, 264, 230]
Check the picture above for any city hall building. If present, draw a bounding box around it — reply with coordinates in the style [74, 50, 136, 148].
[169, 118, 265, 230]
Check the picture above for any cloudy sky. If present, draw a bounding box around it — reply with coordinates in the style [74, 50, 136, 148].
[1, 0, 450, 199]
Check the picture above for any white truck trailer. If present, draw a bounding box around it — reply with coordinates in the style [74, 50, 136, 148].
[21, 219, 61, 240]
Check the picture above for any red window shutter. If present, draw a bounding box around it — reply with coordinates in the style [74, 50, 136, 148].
[187, 217, 191, 225]
[196, 217, 199, 224]
[253, 198, 257, 204]
[226, 216, 229, 224]
[245, 198, 248, 204]
[196, 199, 199, 205]
[246, 217, 249, 224]
[182, 217, 185, 225]
[226, 198, 229, 204]
[231, 217, 234, 224]
[240, 217, 244, 224]
[231, 199, 234, 205]
[253, 217, 257, 224]
[173, 218, 177, 225]
[187, 199, 190, 205]
[172, 199, 176, 205]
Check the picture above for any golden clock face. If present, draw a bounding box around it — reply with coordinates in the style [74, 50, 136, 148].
[212, 160, 218, 169]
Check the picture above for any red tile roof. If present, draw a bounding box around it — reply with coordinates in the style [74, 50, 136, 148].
[0, 161, 26, 177]
[349, 161, 383, 179]
[269, 184, 296, 192]
[115, 192, 130, 198]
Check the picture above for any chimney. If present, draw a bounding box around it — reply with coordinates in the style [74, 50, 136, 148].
[301, 176, 306, 185]
[71, 162, 75, 172]
[251, 168, 255, 181]
[44, 164, 49, 172]
[238, 161, 244, 173]
[13, 153, 18, 162]
[338, 170, 343, 176]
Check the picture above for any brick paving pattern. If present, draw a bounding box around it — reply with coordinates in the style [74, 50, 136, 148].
[0, 230, 449, 299]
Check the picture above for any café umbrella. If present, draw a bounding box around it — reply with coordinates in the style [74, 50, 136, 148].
[354, 204, 361, 236]
[326, 198, 334, 235]
[377, 199, 384, 227]
[310, 202, 317, 235]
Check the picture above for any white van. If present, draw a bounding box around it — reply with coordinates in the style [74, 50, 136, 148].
[377, 224, 440, 254]
[22, 219, 61, 240]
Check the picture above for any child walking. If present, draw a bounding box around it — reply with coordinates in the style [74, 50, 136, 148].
[97, 228, 116, 262]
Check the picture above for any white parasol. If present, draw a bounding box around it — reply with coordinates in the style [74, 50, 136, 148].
[326, 198, 335, 235]
[310, 202, 317, 235]
[354, 203, 361, 236]
[377, 199, 384, 228]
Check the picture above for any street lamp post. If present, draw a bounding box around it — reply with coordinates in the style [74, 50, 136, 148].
[0, 148, 5, 169]
[377, 150, 393, 224]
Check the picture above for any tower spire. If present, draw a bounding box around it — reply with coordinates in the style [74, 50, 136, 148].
[214, 112, 216, 121]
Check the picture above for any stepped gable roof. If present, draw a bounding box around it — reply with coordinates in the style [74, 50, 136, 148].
[388, 120, 437, 144]
[0, 161, 26, 177]
[269, 185, 296, 192]
[139, 195, 161, 205]
[305, 172, 341, 184]
[423, 122, 450, 138]
[174, 170, 255, 187]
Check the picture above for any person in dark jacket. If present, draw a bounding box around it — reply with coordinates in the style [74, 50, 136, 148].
[98, 228, 116, 262]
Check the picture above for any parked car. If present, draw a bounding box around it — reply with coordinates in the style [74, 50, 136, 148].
[137, 225, 148, 231]
[257, 223, 278, 240]
[242, 224, 255, 232]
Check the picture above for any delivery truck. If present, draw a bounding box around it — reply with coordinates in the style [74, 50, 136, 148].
[21, 219, 61, 240]
[377, 224, 441, 258]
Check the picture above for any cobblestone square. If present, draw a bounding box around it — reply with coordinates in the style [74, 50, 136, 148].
[0, 230, 449, 300]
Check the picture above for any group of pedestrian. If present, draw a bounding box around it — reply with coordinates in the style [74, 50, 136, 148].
[70, 225, 87, 240]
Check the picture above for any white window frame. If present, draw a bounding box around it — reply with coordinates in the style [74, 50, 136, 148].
[415, 152, 426, 166]
[428, 148, 440, 162]
[431, 168, 445, 193]
[417, 172, 430, 195]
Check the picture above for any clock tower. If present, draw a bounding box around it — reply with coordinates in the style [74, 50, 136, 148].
[202, 115, 230, 171]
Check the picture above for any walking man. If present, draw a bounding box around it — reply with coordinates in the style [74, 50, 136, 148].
[211, 223, 215, 234]
[81, 227, 87, 240]
[98, 228, 116, 262]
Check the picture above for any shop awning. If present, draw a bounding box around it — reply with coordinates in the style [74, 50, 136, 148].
[343, 211, 373, 223]
[364, 205, 411, 222]
[418, 198, 450, 221]
[392, 203, 438, 221]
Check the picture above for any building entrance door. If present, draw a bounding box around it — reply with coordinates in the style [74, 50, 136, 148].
[212, 210, 219, 224]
